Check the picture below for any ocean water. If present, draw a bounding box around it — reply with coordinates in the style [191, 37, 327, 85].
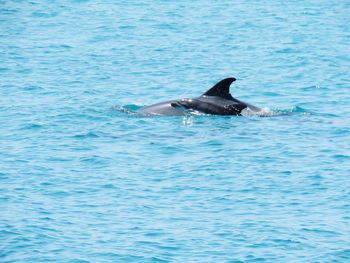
[1, 0, 350, 262]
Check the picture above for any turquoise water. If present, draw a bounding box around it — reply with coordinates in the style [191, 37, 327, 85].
[1, 0, 350, 262]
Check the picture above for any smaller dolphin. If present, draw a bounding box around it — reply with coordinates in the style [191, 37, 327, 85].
[138, 77, 260, 116]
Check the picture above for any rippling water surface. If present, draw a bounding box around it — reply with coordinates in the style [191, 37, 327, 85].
[1, 1, 350, 262]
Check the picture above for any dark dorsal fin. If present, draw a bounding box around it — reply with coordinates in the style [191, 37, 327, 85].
[202, 77, 236, 99]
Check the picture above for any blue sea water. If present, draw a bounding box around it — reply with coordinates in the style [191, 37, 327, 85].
[1, 0, 350, 262]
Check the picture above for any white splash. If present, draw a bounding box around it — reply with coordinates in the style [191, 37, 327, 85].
[241, 107, 275, 117]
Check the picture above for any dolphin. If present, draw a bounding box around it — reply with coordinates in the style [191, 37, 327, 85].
[138, 77, 260, 116]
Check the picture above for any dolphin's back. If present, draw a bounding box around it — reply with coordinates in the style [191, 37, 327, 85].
[138, 100, 184, 116]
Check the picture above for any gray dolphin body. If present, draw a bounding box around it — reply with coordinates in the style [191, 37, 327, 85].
[138, 77, 260, 116]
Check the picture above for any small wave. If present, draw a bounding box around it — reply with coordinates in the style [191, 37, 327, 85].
[20, 123, 43, 130]
[285, 106, 313, 114]
[73, 132, 99, 139]
[113, 104, 142, 116]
